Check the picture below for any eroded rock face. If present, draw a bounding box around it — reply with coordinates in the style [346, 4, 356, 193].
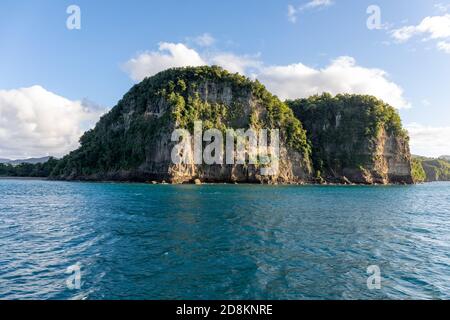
[287, 93, 414, 185]
[135, 78, 313, 184]
[52, 66, 313, 183]
[338, 128, 413, 184]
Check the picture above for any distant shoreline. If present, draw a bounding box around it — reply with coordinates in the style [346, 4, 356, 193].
[0, 176, 48, 180]
[1, 176, 448, 185]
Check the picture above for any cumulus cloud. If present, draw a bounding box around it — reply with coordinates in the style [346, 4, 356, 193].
[209, 53, 262, 75]
[406, 123, 450, 157]
[257, 56, 410, 108]
[0, 86, 104, 159]
[391, 26, 418, 42]
[123, 42, 261, 81]
[391, 14, 450, 42]
[391, 14, 450, 54]
[123, 42, 409, 108]
[122, 42, 206, 82]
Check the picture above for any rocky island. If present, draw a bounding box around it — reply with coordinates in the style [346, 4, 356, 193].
[43, 66, 414, 185]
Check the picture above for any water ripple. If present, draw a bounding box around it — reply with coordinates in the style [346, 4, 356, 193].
[0, 180, 449, 299]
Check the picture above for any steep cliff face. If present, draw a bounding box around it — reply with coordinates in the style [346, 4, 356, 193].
[50, 68, 414, 185]
[287, 93, 413, 184]
[51, 66, 313, 183]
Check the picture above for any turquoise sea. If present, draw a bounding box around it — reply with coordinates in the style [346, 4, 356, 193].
[0, 179, 449, 299]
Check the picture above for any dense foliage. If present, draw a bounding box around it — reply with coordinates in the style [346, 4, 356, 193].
[287, 93, 408, 176]
[0, 157, 58, 177]
[411, 158, 427, 183]
[412, 156, 450, 182]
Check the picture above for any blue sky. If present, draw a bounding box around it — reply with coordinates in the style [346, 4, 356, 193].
[0, 0, 449, 158]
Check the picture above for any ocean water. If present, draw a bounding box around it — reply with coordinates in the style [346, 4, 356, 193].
[0, 179, 449, 300]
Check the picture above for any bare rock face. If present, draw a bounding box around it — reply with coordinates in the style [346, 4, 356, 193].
[52, 66, 313, 183]
[287, 93, 414, 185]
[338, 128, 413, 184]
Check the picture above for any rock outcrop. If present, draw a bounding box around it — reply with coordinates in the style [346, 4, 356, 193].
[51, 66, 313, 183]
[51, 68, 415, 185]
[287, 93, 413, 184]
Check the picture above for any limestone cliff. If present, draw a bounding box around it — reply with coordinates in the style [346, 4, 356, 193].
[287, 93, 413, 184]
[51, 68, 414, 185]
[51, 66, 313, 183]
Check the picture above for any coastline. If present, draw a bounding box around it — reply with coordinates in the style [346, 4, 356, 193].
[2, 176, 447, 185]
[0, 176, 48, 181]
[4, 176, 416, 186]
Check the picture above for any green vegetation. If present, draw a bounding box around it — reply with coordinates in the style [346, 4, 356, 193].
[412, 156, 450, 182]
[0, 157, 58, 177]
[49, 66, 311, 179]
[165, 67, 310, 154]
[411, 158, 426, 183]
[287, 93, 408, 176]
[0, 68, 429, 184]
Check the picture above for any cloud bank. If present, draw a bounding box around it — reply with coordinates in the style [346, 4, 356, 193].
[406, 123, 450, 157]
[123, 42, 206, 82]
[0, 86, 104, 159]
[257, 56, 409, 108]
[123, 42, 410, 109]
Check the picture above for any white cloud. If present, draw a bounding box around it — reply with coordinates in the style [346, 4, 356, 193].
[209, 53, 262, 75]
[257, 56, 410, 108]
[303, 0, 333, 9]
[435, 3, 450, 13]
[0, 86, 104, 159]
[191, 33, 216, 47]
[391, 26, 418, 42]
[437, 40, 450, 53]
[421, 99, 431, 107]
[123, 42, 409, 109]
[287, 1, 334, 23]
[391, 14, 450, 42]
[287, 5, 298, 23]
[123, 42, 261, 80]
[406, 123, 450, 157]
[122, 42, 206, 82]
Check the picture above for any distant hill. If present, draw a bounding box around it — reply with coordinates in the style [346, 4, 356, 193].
[0, 157, 58, 177]
[0, 156, 51, 165]
[411, 155, 450, 182]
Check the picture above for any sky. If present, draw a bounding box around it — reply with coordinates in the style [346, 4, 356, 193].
[0, 0, 449, 159]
